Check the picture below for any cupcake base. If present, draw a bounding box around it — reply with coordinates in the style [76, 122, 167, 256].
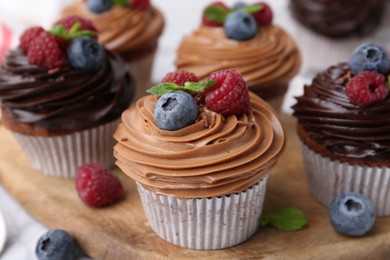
[12, 119, 120, 178]
[136, 176, 268, 250]
[301, 143, 390, 217]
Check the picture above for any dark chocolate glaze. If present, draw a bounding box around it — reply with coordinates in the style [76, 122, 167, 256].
[290, 0, 386, 38]
[0, 49, 134, 132]
[292, 63, 390, 163]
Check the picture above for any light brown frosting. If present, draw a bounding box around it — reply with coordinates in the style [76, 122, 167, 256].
[175, 25, 301, 91]
[62, 2, 164, 53]
[114, 92, 285, 199]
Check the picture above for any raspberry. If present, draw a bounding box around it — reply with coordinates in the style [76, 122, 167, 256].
[54, 15, 97, 35]
[19, 26, 44, 53]
[205, 69, 249, 116]
[202, 2, 230, 27]
[161, 71, 199, 86]
[130, 0, 150, 10]
[76, 163, 125, 208]
[346, 71, 389, 106]
[27, 31, 67, 69]
[252, 2, 273, 25]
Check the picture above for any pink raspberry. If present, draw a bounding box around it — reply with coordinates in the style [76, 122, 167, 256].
[76, 163, 125, 208]
[161, 71, 199, 86]
[346, 71, 389, 106]
[205, 69, 249, 116]
[130, 0, 150, 10]
[27, 31, 67, 69]
[252, 2, 273, 25]
[202, 2, 230, 27]
[19, 26, 45, 53]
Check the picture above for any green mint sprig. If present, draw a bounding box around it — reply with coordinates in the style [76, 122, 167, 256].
[205, 4, 263, 23]
[49, 22, 96, 40]
[113, 0, 129, 5]
[387, 75, 390, 91]
[147, 80, 216, 96]
[260, 207, 308, 231]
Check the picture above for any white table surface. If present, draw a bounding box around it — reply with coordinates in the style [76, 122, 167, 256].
[0, 0, 388, 259]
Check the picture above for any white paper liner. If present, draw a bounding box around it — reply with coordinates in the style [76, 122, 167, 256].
[301, 143, 390, 216]
[136, 175, 268, 250]
[12, 119, 120, 178]
[126, 51, 156, 100]
[292, 21, 369, 73]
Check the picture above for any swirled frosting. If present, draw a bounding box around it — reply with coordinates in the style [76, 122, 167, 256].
[292, 63, 390, 166]
[114, 92, 285, 199]
[175, 25, 301, 92]
[0, 49, 134, 135]
[62, 2, 164, 56]
[290, 0, 386, 38]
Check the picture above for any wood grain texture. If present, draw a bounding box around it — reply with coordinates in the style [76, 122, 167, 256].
[1, 115, 390, 259]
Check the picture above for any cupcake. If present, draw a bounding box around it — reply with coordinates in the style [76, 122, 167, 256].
[292, 43, 390, 216]
[175, 2, 301, 112]
[289, 0, 388, 73]
[0, 16, 134, 178]
[114, 69, 285, 249]
[62, 0, 164, 99]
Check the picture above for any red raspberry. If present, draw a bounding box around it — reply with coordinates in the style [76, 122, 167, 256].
[76, 163, 125, 208]
[27, 32, 67, 69]
[346, 71, 389, 106]
[252, 2, 273, 25]
[202, 2, 230, 27]
[130, 0, 150, 10]
[19, 26, 44, 53]
[205, 69, 249, 116]
[161, 71, 199, 86]
[54, 15, 97, 35]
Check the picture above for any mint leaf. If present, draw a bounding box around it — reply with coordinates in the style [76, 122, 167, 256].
[49, 24, 96, 40]
[49, 25, 67, 39]
[69, 21, 81, 34]
[243, 5, 263, 14]
[204, 6, 229, 23]
[260, 207, 307, 231]
[387, 75, 390, 90]
[146, 83, 182, 96]
[113, 0, 129, 5]
[183, 80, 216, 92]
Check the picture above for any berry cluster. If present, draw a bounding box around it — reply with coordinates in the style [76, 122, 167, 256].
[202, 1, 273, 41]
[19, 15, 105, 72]
[346, 43, 390, 106]
[87, 0, 150, 14]
[148, 69, 249, 131]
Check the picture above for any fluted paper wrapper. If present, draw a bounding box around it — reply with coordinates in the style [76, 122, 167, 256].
[126, 50, 156, 100]
[301, 143, 390, 216]
[12, 120, 119, 178]
[136, 176, 268, 250]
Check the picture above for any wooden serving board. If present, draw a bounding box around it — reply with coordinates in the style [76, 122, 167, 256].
[1, 115, 390, 259]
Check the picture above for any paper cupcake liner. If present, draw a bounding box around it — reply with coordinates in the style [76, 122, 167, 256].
[292, 21, 369, 73]
[126, 51, 156, 100]
[301, 143, 390, 216]
[12, 119, 120, 178]
[136, 175, 268, 250]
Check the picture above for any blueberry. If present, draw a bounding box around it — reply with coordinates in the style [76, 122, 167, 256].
[87, 0, 113, 14]
[232, 2, 247, 10]
[349, 43, 390, 75]
[329, 192, 375, 236]
[224, 10, 258, 41]
[36, 229, 79, 260]
[154, 90, 198, 131]
[67, 36, 106, 73]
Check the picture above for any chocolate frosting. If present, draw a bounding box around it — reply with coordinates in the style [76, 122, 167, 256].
[290, 0, 386, 38]
[0, 49, 134, 134]
[175, 25, 301, 91]
[292, 63, 390, 166]
[114, 92, 285, 199]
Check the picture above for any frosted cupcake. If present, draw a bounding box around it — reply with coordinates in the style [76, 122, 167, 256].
[0, 16, 134, 178]
[175, 2, 301, 112]
[62, 0, 164, 99]
[292, 43, 390, 216]
[114, 69, 285, 249]
[290, 0, 387, 72]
